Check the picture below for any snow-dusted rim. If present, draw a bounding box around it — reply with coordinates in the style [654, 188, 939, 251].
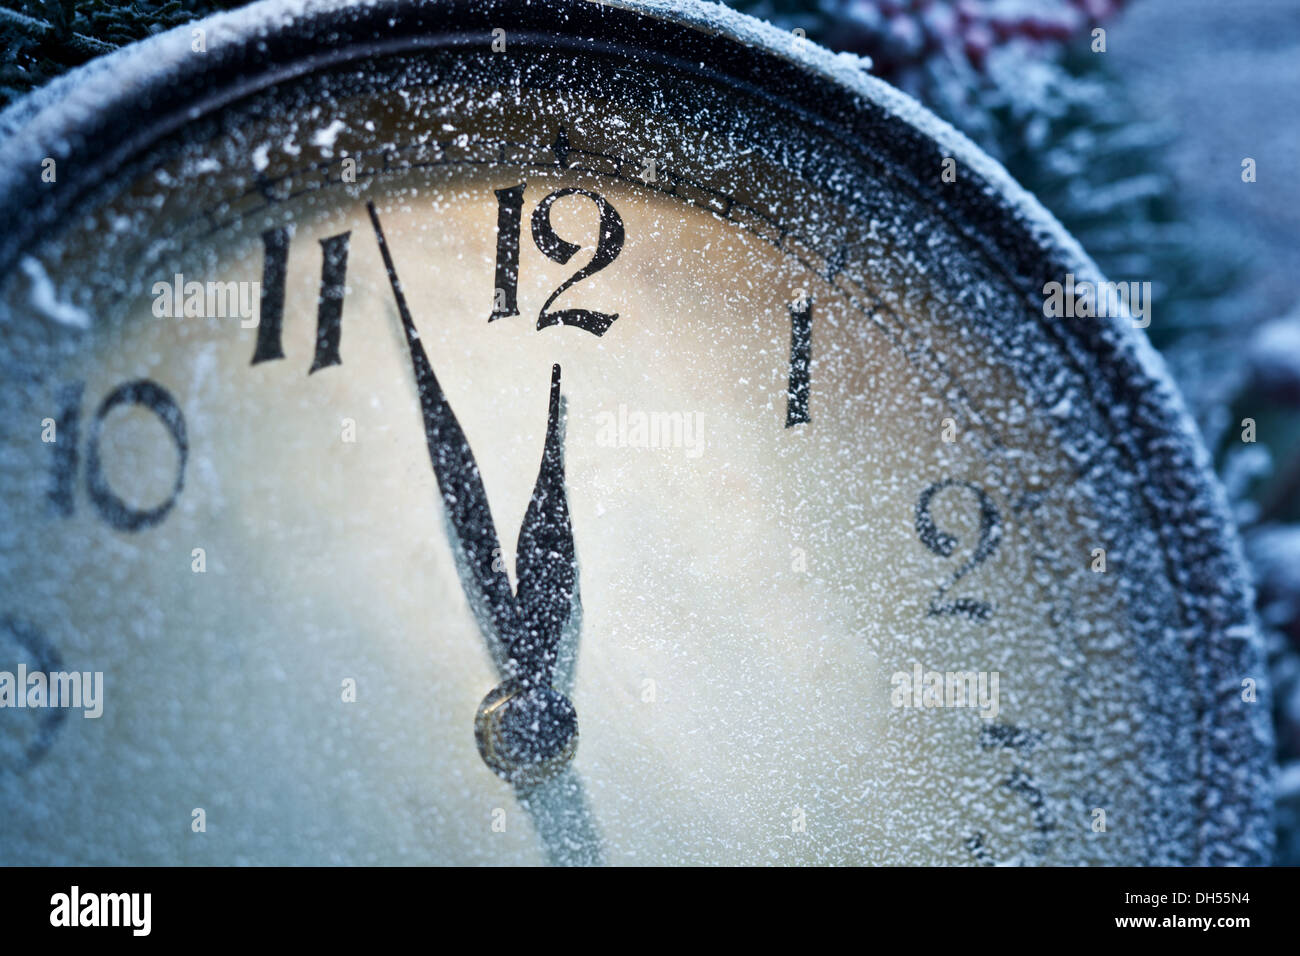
[0, 0, 1272, 862]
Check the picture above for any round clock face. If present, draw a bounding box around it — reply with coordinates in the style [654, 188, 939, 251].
[0, 0, 1267, 865]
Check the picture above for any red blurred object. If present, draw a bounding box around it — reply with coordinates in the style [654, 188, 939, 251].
[822, 0, 1127, 83]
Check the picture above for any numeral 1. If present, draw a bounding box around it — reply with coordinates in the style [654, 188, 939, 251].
[489, 183, 525, 321]
[252, 226, 292, 364]
[310, 231, 351, 373]
[786, 297, 812, 427]
[45, 382, 83, 517]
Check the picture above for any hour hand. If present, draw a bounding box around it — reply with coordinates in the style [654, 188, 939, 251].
[477, 364, 579, 785]
[511, 364, 576, 681]
[367, 202, 579, 787]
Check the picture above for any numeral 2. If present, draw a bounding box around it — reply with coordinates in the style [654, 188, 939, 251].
[915, 480, 1000, 620]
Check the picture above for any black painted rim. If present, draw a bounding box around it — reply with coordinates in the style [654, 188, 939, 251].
[0, 0, 1272, 863]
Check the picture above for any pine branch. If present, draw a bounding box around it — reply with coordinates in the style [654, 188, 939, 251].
[0, 1, 239, 108]
[0, 6, 119, 55]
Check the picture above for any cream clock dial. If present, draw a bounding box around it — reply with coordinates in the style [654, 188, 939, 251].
[0, 0, 1269, 865]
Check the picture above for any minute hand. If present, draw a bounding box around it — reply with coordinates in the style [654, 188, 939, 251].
[367, 201, 518, 650]
[367, 202, 579, 785]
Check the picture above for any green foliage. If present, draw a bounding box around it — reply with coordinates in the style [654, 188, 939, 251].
[979, 49, 1242, 350]
[0, 1, 238, 106]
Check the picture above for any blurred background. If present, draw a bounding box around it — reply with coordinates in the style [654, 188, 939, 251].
[2, 0, 1297, 862]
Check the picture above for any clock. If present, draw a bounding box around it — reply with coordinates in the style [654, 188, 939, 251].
[0, 0, 1271, 865]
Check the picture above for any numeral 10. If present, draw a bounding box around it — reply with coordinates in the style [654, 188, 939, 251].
[44, 379, 188, 532]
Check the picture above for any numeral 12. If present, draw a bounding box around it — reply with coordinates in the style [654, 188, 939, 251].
[488, 183, 625, 336]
